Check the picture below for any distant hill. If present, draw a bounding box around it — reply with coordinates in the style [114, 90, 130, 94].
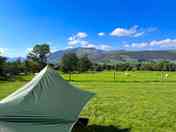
[48, 47, 176, 64]
[7, 57, 26, 62]
[48, 47, 107, 64]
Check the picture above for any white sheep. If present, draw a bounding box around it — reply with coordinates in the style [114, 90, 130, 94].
[165, 73, 169, 78]
[124, 72, 129, 76]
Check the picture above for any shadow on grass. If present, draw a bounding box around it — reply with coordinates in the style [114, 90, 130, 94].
[72, 125, 131, 132]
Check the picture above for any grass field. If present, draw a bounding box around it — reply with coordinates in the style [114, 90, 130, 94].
[1, 71, 176, 132]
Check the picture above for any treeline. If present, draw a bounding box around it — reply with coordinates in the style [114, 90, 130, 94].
[1, 43, 176, 80]
[59, 53, 92, 73]
[59, 52, 176, 72]
[0, 58, 37, 80]
[0, 44, 50, 80]
[92, 61, 176, 72]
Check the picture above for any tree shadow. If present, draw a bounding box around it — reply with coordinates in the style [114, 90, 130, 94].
[72, 125, 131, 132]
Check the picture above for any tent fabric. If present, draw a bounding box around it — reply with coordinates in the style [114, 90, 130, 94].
[0, 66, 95, 132]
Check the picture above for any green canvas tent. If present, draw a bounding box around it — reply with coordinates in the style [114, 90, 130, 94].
[0, 66, 94, 132]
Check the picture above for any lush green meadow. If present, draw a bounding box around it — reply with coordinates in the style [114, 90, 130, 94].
[1, 71, 176, 132]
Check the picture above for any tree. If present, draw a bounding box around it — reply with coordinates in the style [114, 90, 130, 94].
[25, 60, 40, 73]
[93, 64, 104, 72]
[27, 44, 50, 70]
[7, 58, 23, 75]
[0, 55, 6, 78]
[78, 55, 92, 72]
[60, 53, 79, 80]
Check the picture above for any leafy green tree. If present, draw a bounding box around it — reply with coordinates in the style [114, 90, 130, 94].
[78, 55, 92, 72]
[25, 60, 40, 73]
[93, 64, 104, 72]
[0, 55, 6, 78]
[2, 58, 27, 80]
[27, 44, 50, 70]
[60, 53, 79, 80]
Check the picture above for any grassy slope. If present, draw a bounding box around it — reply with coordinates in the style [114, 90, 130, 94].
[1, 71, 176, 132]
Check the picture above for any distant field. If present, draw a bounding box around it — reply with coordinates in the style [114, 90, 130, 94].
[1, 71, 176, 132]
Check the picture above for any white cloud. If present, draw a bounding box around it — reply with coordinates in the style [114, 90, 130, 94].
[82, 43, 97, 48]
[82, 44, 112, 50]
[68, 40, 89, 48]
[124, 38, 176, 49]
[99, 44, 112, 50]
[76, 32, 88, 38]
[133, 32, 145, 37]
[68, 32, 88, 41]
[67, 32, 111, 50]
[81, 43, 111, 50]
[0, 48, 8, 56]
[98, 32, 105, 36]
[68, 32, 88, 48]
[68, 39, 80, 47]
[150, 39, 176, 47]
[110, 25, 156, 37]
[124, 44, 130, 48]
[110, 25, 140, 37]
[131, 42, 148, 48]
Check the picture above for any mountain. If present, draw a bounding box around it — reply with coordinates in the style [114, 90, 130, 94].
[7, 57, 26, 62]
[47, 47, 107, 64]
[48, 47, 176, 64]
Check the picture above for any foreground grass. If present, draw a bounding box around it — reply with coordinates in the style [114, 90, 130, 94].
[1, 71, 176, 132]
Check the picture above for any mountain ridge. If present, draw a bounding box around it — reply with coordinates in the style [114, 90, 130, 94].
[47, 47, 176, 64]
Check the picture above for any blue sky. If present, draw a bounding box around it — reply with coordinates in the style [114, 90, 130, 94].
[0, 0, 176, 57]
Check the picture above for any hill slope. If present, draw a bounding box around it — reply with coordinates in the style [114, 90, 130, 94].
[48, 47, 176, 64]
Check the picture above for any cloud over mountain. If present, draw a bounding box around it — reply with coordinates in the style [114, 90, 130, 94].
[124, 38, 176, 49]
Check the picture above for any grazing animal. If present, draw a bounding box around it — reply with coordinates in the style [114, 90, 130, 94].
[124, 72, 129, 76]
[165, 73, 169, 78]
